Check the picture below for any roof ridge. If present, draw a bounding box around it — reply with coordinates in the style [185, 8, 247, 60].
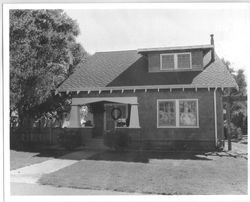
[95, 49, 137, 54]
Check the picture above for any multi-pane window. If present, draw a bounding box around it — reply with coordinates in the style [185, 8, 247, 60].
[160, 52, 192, 70]
[157, 99, 198, 128]
[179, 100, 198, 126]
[177, 53, 191, 69]
[158, 101, 176, 127]
[161, 54, 175, 70]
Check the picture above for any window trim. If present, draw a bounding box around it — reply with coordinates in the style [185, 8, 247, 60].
[157, 99, 199, 128]
[160, 52, 192, 70]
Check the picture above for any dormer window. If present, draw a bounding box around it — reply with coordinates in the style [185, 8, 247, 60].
[160, 52, 192, 70]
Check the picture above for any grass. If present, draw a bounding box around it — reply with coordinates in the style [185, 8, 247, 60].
[39, 150, 248, 195]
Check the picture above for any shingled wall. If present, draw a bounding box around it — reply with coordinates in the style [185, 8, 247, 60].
[75, 88, 224, 151]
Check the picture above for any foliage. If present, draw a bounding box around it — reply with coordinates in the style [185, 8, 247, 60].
[222, 59, 247, 96]
[104, 130, 132, 151]
[57, 129, 81, 150]
[222, 59, 247, 135]
[10, 9, 86, 127]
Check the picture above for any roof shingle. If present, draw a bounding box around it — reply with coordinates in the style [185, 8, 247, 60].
[57, 49, 237, 92]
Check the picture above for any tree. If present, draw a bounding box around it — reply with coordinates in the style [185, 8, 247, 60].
[222, 59, 247, 96]
[222, 59, 247, 135]
[10, 9, 86, 127]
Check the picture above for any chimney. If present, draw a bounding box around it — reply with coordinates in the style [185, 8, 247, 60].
[210, 34, 215, 62]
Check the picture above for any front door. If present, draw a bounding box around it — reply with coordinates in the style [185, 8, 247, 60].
[104, 104, 116, 132]
[104, 104, 128, 132]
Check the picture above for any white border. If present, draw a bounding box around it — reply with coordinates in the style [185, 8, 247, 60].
[160, 52, 192, 70]
[3, 2, 250, 202]
[157, 99, 199, 128]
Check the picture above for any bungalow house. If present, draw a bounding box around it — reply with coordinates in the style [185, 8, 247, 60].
[57, 35, 238, 151]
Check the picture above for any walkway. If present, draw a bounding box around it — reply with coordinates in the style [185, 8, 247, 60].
[11, 182, 132, 195]
[11, 159, 78, 184]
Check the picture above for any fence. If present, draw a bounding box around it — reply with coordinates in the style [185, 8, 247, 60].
[10, 127, 64, 146]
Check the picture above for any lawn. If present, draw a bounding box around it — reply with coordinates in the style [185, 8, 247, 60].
[10, 150, 53, 170]
[39, 150, 248, 195]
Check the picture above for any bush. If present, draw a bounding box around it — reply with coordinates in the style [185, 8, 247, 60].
[57, 129, 81, 150]
[104, 130, 131, 151]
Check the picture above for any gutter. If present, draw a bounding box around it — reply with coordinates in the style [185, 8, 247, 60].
[213, 88, 218, 147]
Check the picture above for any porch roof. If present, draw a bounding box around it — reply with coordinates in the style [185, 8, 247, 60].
[71, 97, 138, 105]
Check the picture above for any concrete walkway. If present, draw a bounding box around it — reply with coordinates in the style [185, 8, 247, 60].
[11, 159, 78, 184]
[11, 182, 132, 195]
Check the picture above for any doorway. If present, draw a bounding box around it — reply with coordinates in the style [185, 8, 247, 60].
[104, 103, 128, 133]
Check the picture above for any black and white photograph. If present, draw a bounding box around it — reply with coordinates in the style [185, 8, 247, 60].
[2, 1, 250, 201]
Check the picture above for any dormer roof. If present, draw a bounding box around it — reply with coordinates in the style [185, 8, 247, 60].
[57, 48, 237, 92]
[137, 44, 214, 54]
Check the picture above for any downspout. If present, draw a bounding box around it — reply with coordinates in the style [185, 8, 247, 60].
[213, 88, 218, 147]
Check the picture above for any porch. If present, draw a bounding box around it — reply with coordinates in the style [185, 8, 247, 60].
[64, 97, 141, 140]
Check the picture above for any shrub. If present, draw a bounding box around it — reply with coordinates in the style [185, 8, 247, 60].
[57, 129, 81, 150]
[104, 130, 131, 151]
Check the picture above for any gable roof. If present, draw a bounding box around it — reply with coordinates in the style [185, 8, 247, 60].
[57, 49, 238, 92]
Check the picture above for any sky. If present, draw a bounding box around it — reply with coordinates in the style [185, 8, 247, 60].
[65, 5, 250, 71]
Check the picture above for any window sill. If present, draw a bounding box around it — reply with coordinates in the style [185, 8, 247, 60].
[157, 126, 199, 129]
[115, 127, 141, 129]
[159, 68, 197, 72]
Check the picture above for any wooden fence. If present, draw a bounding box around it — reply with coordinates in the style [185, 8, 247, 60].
[11, 127, 67, 146]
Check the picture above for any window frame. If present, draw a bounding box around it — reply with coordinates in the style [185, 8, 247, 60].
[157, 99, 199, 128]
[160, 52, 192, 70]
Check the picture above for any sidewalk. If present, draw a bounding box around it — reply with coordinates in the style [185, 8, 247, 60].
[11, 159, 78, 184]
[11, 182, 132, 195]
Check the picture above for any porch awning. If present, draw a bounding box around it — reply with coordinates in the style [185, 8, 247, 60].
[68, 96, 140, 128]
[71, 97, 138, 105]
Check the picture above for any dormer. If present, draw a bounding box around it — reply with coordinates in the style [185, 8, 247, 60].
[137, 35, 215, 72]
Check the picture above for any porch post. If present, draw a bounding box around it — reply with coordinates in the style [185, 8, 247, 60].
[68, 105, 81, 128]
[129, 104, 140, 128]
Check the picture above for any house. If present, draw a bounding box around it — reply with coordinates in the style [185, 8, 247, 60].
[57, 35, 238, 151]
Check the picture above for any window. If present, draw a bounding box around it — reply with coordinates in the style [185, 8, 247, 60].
[157, 99, 198, 128]
[80, 105, 94, 128]
[177, 53, 191, 69]
[161, 54, 175, 70]
[160, 52, 192, 70]
[158, 101, 176, 127]
[179, 100, 198, 126]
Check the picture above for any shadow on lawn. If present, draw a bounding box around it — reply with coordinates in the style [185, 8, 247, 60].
[48, 149, 213, 162]
[12, 145, 213, 162]
[85, 150, 213, 162]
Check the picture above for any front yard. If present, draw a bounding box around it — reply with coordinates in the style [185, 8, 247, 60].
[38, 149, 248, 195]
